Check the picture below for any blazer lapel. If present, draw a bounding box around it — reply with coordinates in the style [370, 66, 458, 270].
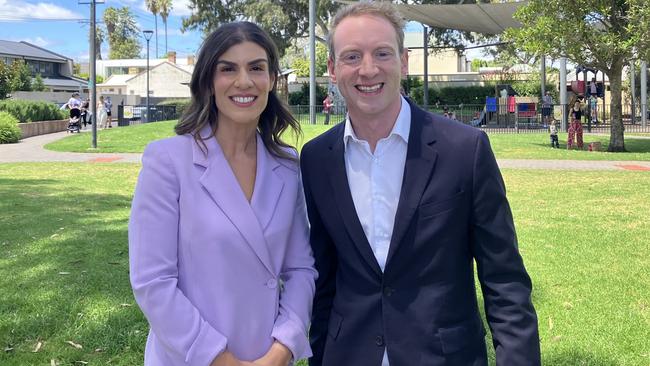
[193, 130, 276, 276]
[386, 104, 438, 266]
[327, 128, 383, 277]
[251, 134, 283, 231]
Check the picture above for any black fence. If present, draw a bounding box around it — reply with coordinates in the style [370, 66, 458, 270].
[117, 105, 182, 126]
[290, 101, 650, 134]
[116, 101, 650, 134]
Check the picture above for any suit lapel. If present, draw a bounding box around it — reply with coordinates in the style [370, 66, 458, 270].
[386, 104, 438, 266]
[327, 127, 383, 277]
[193, 130, 276, 276]
[251, 134, 284, 231]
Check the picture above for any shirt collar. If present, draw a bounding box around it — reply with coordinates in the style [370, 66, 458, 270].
[343, 96, 411, 145]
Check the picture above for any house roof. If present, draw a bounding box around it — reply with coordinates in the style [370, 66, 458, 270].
[42, 77, 86, 88]
[101, 74, 134, 86]
[98, 61, 192, 86]
[0, 40, 70, 62]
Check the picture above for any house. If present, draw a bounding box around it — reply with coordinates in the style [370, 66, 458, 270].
[92, 52, 194, 79]
[0, 40, 86, 93]
[97, 60, 192, 99]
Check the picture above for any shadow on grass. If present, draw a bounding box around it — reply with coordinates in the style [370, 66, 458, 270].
[0, 176, 147, 365]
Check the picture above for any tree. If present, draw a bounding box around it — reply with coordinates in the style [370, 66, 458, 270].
[182, 0, 340, 56]
[290, 42, 328, 77]
[159, 0, 173, 56]
[146, 0, 160, 58]
[10, 60, 31, 91]
[103, 7, 142, 59]
[506, 0, 649, 152]
[0, 62, 12, 99]
[32, 74, 46, 92]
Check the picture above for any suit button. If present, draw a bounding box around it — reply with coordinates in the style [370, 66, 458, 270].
[266, 279, 278, 289]
[383, 286, 393, 297]
[375, 335, 384, 346]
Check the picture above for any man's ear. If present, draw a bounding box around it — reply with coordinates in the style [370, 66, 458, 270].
[328, 57, 337, 83]
[400, 49, 408, 78]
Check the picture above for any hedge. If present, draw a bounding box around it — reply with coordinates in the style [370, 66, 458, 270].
[288, 83, 327, 106]
[0, 111, 22, 143]
[158, 98, 191, 117]
[0, 99, 67, 123]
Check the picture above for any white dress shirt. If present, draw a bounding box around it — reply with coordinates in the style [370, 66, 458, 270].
[343, 97, 411, 366]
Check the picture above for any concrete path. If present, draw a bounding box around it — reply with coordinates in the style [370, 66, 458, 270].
[0, 131, 141, 163]
[1, 131, 650, 171]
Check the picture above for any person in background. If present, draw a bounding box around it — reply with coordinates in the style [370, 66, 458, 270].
[97, 96, 108, 129]
[129, 21, 317, 366]
[104, 96, 113, 128]
[323, 95, 333, 125]
[301, 2, 540, 365]
[80, 98, 90, 128]
[549, 119, 559, 148]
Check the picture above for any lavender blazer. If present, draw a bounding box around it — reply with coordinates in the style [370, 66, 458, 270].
[129, 129, 317, 366]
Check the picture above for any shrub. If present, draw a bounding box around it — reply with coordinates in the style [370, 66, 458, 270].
[410, 85, 496, 106]
[0, 111, 22, 143]
[288, 83, 327, 105]
[0, 99, 67, 123]
[158, 98, 191, 117]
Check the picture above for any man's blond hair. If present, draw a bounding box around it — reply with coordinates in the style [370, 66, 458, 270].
[328, 2, 406, 61]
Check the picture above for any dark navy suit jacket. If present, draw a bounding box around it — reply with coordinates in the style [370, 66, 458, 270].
[300, 100, 541, 366]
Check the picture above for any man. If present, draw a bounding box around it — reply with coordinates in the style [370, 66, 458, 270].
[300, 3, 540, 366]
[542, 91, 553, 126]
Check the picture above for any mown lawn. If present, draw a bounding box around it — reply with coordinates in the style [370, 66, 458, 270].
[45, 120, 650, 161]
[1, 164, 648, 365]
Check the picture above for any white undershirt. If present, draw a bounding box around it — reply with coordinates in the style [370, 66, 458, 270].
[343, 96, 411, 366]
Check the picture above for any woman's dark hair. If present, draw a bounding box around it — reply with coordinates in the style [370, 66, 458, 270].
[175, 21, 301, 161]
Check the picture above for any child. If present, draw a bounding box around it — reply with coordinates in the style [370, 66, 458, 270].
[549, 120, 559, 148]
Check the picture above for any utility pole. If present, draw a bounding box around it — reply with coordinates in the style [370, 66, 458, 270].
[80, 0, 104, 148]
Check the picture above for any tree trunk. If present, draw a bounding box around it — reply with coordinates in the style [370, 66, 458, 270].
[165, 20, 168, 56]
[155, 14, 158, 59]
[607, 58, 626, 152]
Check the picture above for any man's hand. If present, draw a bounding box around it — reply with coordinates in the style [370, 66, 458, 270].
[210, 351, 256, 366]
[253, 341, 292, 366]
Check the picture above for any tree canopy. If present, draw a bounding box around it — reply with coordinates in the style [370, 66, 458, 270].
[103, 7, 142, 59]
[506, 0, 650, 152]
[181, 0, 339, 56]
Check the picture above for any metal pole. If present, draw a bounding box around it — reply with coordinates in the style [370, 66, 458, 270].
[641, 61, 647, 127]
[308, 0, 316, 124]
[631, 60, 636, 124]
[423, 25, 428, 109]
[560, 57, 567, 131]
[90, 0, 97, 148]
[541, 55, 546, 98]
[146, 39, 150, 123]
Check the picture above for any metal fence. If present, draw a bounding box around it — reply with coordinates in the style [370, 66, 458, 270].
[117, 105, 182, 126]
[290, 102, 650, 134]
[116, 102, 650, 134]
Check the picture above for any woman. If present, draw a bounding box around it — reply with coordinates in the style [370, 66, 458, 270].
[129, 22, 317, 366]
[96, 96, 108, 129]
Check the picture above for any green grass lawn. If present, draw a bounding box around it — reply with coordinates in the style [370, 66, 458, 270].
[1, 164, 648, 365]
[45, 120, 650, 161]
[44, 121, 335, 154]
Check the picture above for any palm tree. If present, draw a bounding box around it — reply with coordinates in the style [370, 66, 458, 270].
[158, 0, 172, 56]
[145, 0, 159, 58]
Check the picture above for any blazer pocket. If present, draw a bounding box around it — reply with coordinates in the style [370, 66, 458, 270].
[327, 310, 343, 340]
[438, 317, 486, 354]
[419, 191, 466, 219]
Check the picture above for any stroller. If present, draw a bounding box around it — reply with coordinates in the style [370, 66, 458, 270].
[67, 107, 82, 133]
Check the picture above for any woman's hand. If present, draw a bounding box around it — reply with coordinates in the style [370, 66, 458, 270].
[253, 341, 292, 366]
[210, 351, 256, 366]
